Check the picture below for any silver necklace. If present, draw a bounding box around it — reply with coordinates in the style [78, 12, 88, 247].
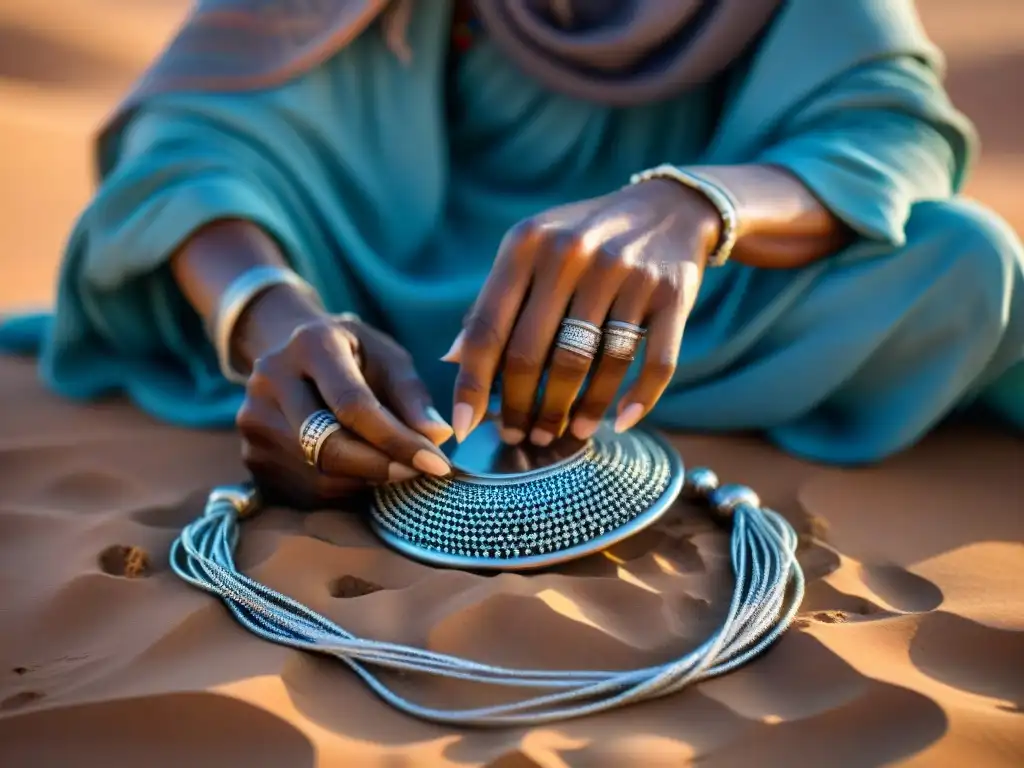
[170, 424, 803, 726]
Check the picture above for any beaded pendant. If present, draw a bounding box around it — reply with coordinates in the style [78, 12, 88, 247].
[369, 418, 684, 570]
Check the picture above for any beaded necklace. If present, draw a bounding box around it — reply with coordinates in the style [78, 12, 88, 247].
[171, 428, 803, 726]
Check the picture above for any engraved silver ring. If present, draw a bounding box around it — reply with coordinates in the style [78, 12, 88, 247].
[299, 409, 341, 469]
[555, 318, 603, 360]
[602, 320, 647, 362]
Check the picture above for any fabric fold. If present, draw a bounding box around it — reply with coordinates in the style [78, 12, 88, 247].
[757, 57, 969, 245]
[1, 0, 1020, 462]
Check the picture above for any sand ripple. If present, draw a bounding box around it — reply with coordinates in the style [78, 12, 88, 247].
[2, 0, 1024, 763]
[1, 354, 1022, 766]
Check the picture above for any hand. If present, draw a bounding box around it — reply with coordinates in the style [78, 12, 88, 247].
[445, 179, 719, 445]
[236, 310, 454, 508]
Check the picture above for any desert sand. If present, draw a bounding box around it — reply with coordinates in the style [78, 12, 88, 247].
[1, 2, 1022, 766]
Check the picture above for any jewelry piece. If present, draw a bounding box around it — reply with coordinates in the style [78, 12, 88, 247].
[602, 320, 646, 361]
[299, 409, 341, 468]
[207, 484, 260, 519]
[211, 266, 322, 385]
[372, 424, 680, 569]
[171, 425, 803, 726]
[628, 164, 740, 267]
[555, 318, 603, 359]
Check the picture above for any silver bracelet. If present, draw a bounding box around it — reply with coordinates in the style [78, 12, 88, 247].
[210, 265, 321, 385]
[628, 164, 740, 267]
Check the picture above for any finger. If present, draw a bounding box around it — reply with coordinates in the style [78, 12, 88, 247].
[528, 244, 631, 445]
[310, 473, 372, 505]
[613, 263, 698, 432]
[271, 371, 419, 483]
[293, 325, 453, 477]
[451, 221, 541, 441]
[245, 441, 369, 510]
[248, 354, 416, 483]
[372, 338, 453, 446]
[499, 230, 594, 443]
[320, 430, 420, 483]
[236, 388, 290, 474]
[570, 263, 659, 439]
[238, 394, 376, 505]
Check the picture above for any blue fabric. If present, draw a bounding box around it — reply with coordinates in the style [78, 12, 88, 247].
[2, 0, 1022, 462]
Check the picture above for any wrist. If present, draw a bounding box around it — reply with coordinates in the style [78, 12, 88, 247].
[645, 178, 722, 260]
[630, 165, 739, 267]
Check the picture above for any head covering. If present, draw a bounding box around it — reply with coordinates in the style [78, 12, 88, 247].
[113, 0, 782, 115]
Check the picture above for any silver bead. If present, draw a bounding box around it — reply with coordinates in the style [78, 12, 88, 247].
[684, 467, 719, 499]
[709, 484, 761, 518]
[206, 484, 260, 519]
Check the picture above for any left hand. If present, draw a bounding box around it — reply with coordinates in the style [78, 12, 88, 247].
[445, 178, 721, 445]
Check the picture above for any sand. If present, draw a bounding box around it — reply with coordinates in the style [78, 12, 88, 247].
[0, 2, 1022, 766]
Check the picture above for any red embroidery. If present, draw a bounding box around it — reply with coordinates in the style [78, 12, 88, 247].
[451, 0, 480, 51]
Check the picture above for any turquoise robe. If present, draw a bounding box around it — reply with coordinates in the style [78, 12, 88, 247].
[2, 0, 1022, 464]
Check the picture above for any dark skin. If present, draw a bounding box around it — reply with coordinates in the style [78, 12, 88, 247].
[443, 165, 851, 446]
[171, 164, 851, 506]
[171, 222, 457, 507]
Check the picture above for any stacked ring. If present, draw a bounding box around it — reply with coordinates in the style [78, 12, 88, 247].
[299, 409, 341, 469]
[555, 318, 603, 359]
[602, 321, 646, 361]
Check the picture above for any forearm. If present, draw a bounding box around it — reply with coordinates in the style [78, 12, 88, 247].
[170, 219, 325, 375]
[689, 164, 854, 269]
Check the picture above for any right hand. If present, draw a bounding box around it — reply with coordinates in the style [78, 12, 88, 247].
[235, 312, 454, 509]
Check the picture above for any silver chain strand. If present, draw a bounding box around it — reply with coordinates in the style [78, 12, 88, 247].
[169, 467, 804, 726]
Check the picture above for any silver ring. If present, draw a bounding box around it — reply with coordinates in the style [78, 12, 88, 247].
[602, 321, 646, 361]
[299, 409, 342, 468]
[555, 318, 602, 359]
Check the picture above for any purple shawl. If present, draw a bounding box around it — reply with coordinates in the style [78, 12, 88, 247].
[114, 0, 782, 112]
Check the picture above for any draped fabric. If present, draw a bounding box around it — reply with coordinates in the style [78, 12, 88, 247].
[2, 0, 1022, 463]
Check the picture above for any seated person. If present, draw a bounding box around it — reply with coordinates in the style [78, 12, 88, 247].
[2, 0, 1022, 508]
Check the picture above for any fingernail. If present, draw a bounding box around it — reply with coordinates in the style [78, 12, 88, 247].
[500, 426, 525, 445]
[440, 330, 466, 363]
[425, 406, 450, 427]
[422, 406, 454, 443]
[571, 417, 599, 440]
[530, 428, 554, 447]
[452, 402, 475, 442]
[412, 449, 452, 477]
[614, 403, 645, 433]
[388, 463, 420, 483]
